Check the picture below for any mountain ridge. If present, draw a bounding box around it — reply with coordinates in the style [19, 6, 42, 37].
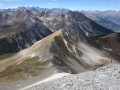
[0, 7, 114, 55]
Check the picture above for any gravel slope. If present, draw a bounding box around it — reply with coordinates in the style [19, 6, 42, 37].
[21, 63, 120, 90]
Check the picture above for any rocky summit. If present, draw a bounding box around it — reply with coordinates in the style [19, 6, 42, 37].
[21, 64, 120, 90]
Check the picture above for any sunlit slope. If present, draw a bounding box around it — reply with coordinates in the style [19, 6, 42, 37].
[0, 30, 62, 81]
[0, 30, 62, 71]
[0, 29, 113, 81]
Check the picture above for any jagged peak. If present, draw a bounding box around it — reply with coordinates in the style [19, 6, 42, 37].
[16, 7, 31, 14]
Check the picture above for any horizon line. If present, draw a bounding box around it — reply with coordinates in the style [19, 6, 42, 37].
[0, 6, 120, 11]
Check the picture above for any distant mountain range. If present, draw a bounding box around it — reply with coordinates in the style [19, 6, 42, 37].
[81, 10, 120, 32]
[0, 7, 70, 14]
[1, 7, 120, 32]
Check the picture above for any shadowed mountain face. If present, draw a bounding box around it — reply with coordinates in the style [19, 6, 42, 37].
[0, 7, 52, 55]
[36, 11, 113, 36]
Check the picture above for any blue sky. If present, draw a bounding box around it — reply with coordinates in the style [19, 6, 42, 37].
[0, 0, 120, 10]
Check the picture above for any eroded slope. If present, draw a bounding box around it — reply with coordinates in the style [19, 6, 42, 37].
[0, 29, 113, 82]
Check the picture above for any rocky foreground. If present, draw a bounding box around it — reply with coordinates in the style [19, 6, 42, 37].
[21, 63, 120, 90]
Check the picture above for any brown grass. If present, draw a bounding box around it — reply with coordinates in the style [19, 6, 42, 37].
[0, 57, 52, 82]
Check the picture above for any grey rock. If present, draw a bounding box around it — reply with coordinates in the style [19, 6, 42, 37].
[23, 64, 120, 90]
[0, 7, 52, 55]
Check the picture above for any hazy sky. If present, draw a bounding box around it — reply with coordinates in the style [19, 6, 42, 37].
[0, 0, 120, 10]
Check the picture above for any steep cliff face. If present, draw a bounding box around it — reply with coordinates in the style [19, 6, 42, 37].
[50, 29, 112, 73]
[0, 7, 52, 55]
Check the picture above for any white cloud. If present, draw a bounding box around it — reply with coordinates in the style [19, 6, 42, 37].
[48, 2, 58, 6]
